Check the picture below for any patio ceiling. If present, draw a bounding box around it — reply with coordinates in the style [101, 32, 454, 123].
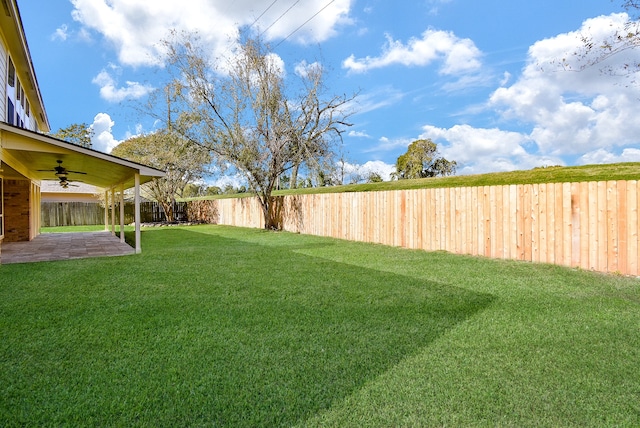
[1, 123, 164, 189]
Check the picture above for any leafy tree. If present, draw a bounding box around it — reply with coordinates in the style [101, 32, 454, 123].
[394, 139, 457, 180]
[221, 184, 242, 195]
[367, 172, 383, 183]
[182, 183, 203, 198]
[111, 130, 212, 221]
[161, 32, 355, 229]
[206, 186, 221, 196]
[277, 175, 291, 190]
[50, 123, 93, 148]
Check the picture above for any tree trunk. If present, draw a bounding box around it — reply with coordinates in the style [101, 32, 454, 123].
[161, 201, 174, 222]
[259, 195, 282, 230]
[290, 164, 299, 189]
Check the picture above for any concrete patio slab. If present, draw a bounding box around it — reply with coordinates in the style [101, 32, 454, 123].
[1, 232, 135, 264]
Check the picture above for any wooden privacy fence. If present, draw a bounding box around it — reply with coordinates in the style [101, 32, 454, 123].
[122, 201, 188, 224]
[42, 202, 188, 226]
[188, 180, 640, 276]
[41, 202, 105, 227]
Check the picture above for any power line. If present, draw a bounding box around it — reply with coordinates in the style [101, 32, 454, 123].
[222, 0, 338, 59]
[247, 0, 280, 33]
[216, 0, 281, 61]
[274, 0, 336, 48]
[259, 0, 302, 38]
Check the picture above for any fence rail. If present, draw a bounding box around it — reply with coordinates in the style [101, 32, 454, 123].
[189, 180, 640, 276]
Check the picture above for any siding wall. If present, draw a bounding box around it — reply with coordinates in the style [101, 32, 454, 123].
[190, 180, 640, 276]
[0, 37, 7, 122]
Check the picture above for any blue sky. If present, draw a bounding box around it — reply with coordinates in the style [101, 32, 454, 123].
[18, 0, 640, 184]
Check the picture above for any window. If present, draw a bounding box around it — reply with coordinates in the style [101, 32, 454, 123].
[7, 57, 16, 125]
[7, 99, 14, 126]
[5, 56, 27, 128]
[8, 58, 15, 88]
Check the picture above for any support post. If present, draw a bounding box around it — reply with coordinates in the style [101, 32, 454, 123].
[111, 187, 116, 236]
[135, 173, 141, 254]
[104, 190, 109, 232]
[119, 183, 125, 243]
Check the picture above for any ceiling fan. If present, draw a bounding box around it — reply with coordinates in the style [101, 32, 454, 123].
[38, 160, 86, 188]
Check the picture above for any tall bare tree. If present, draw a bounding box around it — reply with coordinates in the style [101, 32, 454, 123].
[161, 32, 356, 229]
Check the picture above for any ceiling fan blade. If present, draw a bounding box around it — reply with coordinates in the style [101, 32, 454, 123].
[40, 161, 87, 175]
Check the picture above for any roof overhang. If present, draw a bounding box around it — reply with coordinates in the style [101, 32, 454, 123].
[0, 122, 165, 190]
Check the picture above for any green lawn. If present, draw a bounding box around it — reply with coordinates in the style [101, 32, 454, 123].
[1, 225, 639, 427]
[41, 225, 109, 233]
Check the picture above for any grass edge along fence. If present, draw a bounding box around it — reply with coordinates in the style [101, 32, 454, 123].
[187, 179, 640, 276]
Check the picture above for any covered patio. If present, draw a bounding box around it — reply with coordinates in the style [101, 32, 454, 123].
[1, 231, 135, 264]
[0, 123, 165, 264]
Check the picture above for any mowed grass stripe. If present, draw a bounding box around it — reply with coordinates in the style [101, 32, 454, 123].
[0, 226, 491, 427]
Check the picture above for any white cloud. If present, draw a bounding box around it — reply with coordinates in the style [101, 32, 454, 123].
[578, 148, 640, 165]
[427, 0, 453, 16]
[423, 13, 640, 174]
[348, 130, 371, 138]
[338, 160, 396, 182]
[357, 160, 396, 181]
[499, 71, 511, 86]
[90, 113, 120, 153]
[51, 24, 69, 41]
[489, 13, 640, 157]
[209, 174, 247, 190]
[70, 0, 354, 67]
[343, 29, 482, 74]
[440, 73, 494, 93]
[92, 69, 154, 103]
[420, 124, 563, 175]
[349, 86, 405, 115]
[294, 60, 322, 78]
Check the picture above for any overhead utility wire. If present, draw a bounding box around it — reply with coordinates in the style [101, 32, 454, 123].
[274, 0, 336, 48]
[216, 0, 280, 61]
[247, 0, 280, 32]
[259, 0, 302, 38]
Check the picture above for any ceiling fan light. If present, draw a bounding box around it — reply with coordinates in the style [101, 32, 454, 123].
[55, 172, 67, 179]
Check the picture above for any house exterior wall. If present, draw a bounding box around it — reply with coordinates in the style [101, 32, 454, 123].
[0, 3, 41, 133]
[0, 38, 7, 122]
[3, 179, 31, 242]
[0, 0, 50, 253]
[42, 193, 101, 203]
[40, 181, 102, 203]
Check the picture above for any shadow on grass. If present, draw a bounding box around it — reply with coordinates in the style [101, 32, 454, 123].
[0, 227, 494, 427]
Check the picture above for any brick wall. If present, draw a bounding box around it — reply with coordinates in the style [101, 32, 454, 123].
[3, 179, 31, 242]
